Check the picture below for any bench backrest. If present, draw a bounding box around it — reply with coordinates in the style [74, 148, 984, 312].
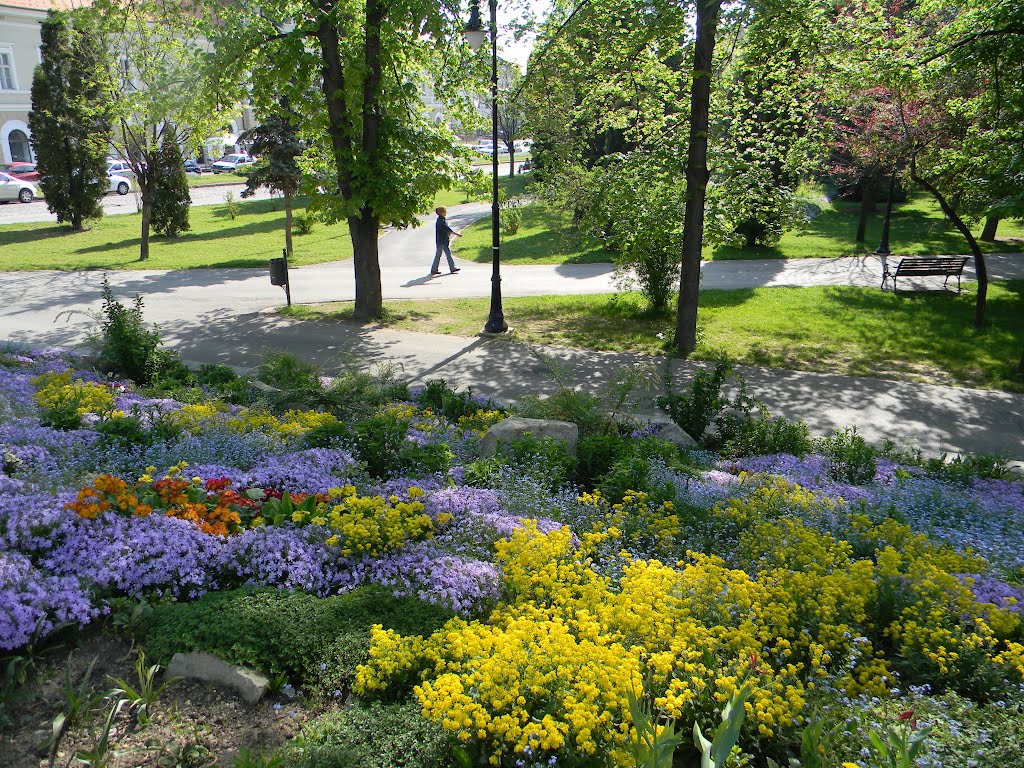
[894, 257, 968, 275]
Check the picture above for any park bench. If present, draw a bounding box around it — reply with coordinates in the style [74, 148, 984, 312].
[881, 256, 968, 293]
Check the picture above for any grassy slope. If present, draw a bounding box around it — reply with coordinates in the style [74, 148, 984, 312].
[0, 197, 352, 271]
[281, 280, 1024, 392]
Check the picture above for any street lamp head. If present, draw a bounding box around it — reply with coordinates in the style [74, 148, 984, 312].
[465, 0, 485, 52]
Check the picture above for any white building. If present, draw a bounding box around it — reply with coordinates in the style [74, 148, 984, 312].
[0, 0, 95, 164]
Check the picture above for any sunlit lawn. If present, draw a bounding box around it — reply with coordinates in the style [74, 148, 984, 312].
[0, 197, 352, 271]
[458, 193, 1024, 265]
[281, 280, 1024, 391]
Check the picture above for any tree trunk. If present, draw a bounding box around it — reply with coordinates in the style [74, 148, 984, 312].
[284, 190, 293, 257]
[910, 156, 987, 327]
[139, 178, 153, 261]
[349, 209, 382, 320]
[674, 0, 723, 356]
[1018, 348, 1024, 375]
[980, 216, 999, 242]
[856, 175, 879, 243]
[509, 148, 515, 177]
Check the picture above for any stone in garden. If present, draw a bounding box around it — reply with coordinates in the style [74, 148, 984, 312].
[166, 652, 269, 705]
[481, 417, 579, 458]
[655, 422, 699, 448]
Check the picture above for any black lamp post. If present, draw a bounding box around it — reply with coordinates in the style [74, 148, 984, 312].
[875, 167, 898, 264]
[466, 0, 507, 334]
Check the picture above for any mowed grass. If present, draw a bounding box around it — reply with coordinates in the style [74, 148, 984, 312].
[707, 195, 1024, 260]
[459, 193, 1024, 264]
[0, 197, 353, 271]
[281, 280, 1024, 391]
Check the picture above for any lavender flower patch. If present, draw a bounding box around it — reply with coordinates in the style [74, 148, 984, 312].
[0, 369, 40, 416]
[340, 540, 501, 616]
[427, 486, 561, 558]
[41, 513, 222, 600]
[957, 574, 1024, 618]
[0, 551, 97, 651]
[217, 525, 332, 595]
[242, 447, 363, 494]
[0, 490, 71, 552]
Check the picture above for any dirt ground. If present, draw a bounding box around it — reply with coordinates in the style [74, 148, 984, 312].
[1, 635, 310, 767]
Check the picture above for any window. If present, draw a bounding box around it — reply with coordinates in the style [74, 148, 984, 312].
[0, 47, 16, 90]
[8, 130, 31, 163]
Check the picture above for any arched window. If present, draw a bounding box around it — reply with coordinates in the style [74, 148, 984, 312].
[8, 130, 31, 163]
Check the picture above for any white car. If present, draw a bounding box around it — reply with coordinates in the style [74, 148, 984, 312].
[106, 159, 135, 179]
[0, 172, 37, 203]
[210, 153, 255, 173]
[108, 174, 132, 195]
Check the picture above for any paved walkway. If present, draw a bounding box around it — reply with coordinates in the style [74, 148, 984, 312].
[1, 201, 1022, 460]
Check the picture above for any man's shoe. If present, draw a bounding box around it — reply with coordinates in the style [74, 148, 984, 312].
[430, 270, 441, 275]
[450, 268, 461, 273]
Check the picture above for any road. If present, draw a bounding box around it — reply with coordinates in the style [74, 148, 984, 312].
[0, 181, 274, 226]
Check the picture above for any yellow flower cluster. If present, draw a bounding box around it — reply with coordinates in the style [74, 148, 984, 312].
[170, 402, 338, 438]
[356, 478, 1024, 766]
[456, 409, 506, 436]
[322, 485, 434, 557]
[32, 371, 119, 418]
[577, 490, 681, 561]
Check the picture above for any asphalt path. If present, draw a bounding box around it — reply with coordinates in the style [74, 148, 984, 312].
[1, 200, 1022, 459]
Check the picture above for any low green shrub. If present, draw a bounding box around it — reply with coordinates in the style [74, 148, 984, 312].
[353, 412, 452, 479]
[136, 587, 453, 700]
[924, 452, 1012, 484]
[258, 352, 322, 393]
[281, 701, 451, 768]
[415, 379, 493, 421]
[715, 413, 812, 458]
[571, 433, 629, 490]
[293, 212, 316, 235]
[514, 388, 612, 438]
[820, 426, 877, 484]
[657, 361, 734, 442]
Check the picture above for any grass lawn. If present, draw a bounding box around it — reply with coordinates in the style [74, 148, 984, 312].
[281, 280, 1024, 391]
[0, 197, 353, 271]
[711, 195, 1024, 260]
[458, 193, 1024, 265]
[187, 172, 251, 188]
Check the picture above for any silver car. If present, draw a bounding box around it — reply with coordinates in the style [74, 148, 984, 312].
[0, 172, 37, 203]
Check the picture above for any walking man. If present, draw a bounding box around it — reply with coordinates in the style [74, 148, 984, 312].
[431, 206, 462, 275]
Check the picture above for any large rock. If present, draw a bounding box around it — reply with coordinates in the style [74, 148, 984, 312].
[481, 417, 579, 458]
[166, 652, 269, 705]
[655, 422, 699, 448]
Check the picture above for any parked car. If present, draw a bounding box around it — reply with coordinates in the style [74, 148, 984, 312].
[107, 174, 132, 195]
[517, 159, 533, 173]
[210, 153, 255, 173]
[2, 162, 40, 182]
[0, 172, 38, 203]
[183, 158, 202, 175]
[106, 159, 135, 179]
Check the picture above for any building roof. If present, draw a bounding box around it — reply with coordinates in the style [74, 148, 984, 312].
[1, 0, 93, 11]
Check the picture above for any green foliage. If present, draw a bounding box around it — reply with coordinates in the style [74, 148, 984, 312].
[820, 427, 877, 485]
[29, 10, 111, 231]
[258, 352, 321, 392]
[107, 650, 179, 725]
[571, 433, 629, 490]
[657, 362, 735, 443]
[89, 276, 176, 386]
[923, 452, 1012, 484]
[136, 587, 453, 700]
[293, 212, 316, 235]
[626, 689, 685, 768]
[151, 136, 192, 238]
[354, 412, 452, 480]
[693, 681, 754, 768]
[281, 701, 450, 768]
[223, 190, 240, 220]
[715, 413, 812, 459]
[500, 196, 524, 236]
[240, 110, 303, 200]
[414, 379, 494, 421]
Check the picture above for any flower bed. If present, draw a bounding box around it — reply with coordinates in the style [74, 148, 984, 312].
[1, 343, 1022, 767]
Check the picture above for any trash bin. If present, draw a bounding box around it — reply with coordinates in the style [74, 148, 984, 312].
[269, 257, 287, 286]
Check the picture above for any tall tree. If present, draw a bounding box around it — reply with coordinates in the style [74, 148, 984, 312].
[151, 134, 191, 238]
[239, 106, 303, 257]
[208, 1, 481, 321]
[674, 0, 722, 355]
[497, 69, 526, 176]
[88, 0, 228, 261]
[28, 10, 110, 232]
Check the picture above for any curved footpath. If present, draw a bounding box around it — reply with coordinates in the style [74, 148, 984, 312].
[1, 200, 1022, 460]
